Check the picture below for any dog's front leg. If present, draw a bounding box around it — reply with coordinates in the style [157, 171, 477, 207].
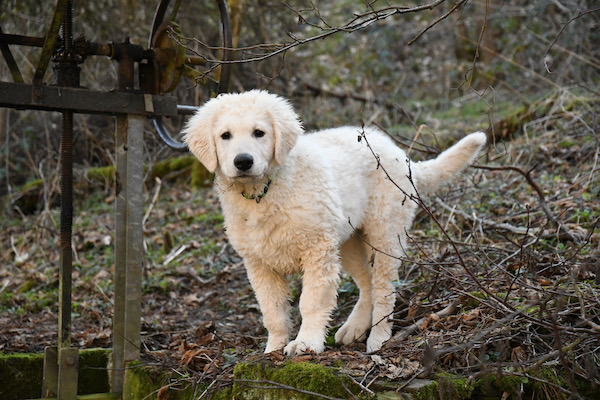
[284, 251, 340, 356]
[247, 264, 292, 353]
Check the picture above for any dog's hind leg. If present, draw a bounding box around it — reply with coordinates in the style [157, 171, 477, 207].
[335, 236, 373, 345]
[366, 245, 400, 353]
[362, 205, 412, 353]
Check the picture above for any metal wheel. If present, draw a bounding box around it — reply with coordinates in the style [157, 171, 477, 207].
[149, 0, 233, 150]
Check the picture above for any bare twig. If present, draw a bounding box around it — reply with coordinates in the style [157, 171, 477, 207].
[456, 31, 562, 89]
[387, 299, 459, 344]
[407, 0, 469, 46]
[523, 337, 585, 373]
[143, 177, 162, 228]
[544, 7, 600, 73]
[475, 164, 585, 242]
[180, 0, 454, 66]
[434, 197, 535, 236]
[462, 0, 487, 89]
[344, 374, 375, 396]
[476, 164, 553, 221]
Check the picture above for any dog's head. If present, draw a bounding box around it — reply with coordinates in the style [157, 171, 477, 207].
[182, 90, 303, 180]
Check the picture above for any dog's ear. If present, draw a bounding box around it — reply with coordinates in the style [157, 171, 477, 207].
[268, 95, 303, 166]
[182, 101, 220, 173]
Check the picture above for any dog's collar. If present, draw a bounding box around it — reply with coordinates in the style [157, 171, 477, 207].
[241, 177, 272, 204]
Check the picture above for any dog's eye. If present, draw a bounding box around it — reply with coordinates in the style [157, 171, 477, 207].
[221, 132, 232, 140]
[253, 129, 265, 138]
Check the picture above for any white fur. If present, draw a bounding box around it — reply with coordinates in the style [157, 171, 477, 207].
[183, 90, 487, 355]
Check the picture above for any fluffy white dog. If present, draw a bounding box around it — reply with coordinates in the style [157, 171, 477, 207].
[183, 90, 487, 356]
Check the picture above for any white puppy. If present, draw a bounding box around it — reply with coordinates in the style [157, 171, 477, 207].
[183, 90, 487, 356]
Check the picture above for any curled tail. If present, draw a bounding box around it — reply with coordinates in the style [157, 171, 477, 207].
[412, 131, 487, 193]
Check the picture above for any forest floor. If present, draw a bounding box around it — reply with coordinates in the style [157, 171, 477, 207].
[1, 90, 599, 398]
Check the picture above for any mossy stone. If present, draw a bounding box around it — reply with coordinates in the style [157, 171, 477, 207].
[78, 348, 112, 394]
[231, 361, 362, 399]
[0, 348, 110, 399]
[123, 361, 199, 400]
[0, 352, 44, 399]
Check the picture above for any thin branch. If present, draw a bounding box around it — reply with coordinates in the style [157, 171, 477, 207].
[475, 164, 585, 242]
[462, 0, 487, 89]
[181, 0, 452, 66]
[142, 177, 162, 228]
[407, 0, 469, 46]
[434, 197, 534, 236]
[544, 7, 600, 73]
[523, 337, 585, 373]
[387, 299, 459, 344]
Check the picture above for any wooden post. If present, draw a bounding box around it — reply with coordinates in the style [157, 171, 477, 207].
[112, 114, 144, 392]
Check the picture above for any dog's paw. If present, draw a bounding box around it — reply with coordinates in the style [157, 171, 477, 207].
[283, 339, 324, 357]
[366, 325, 392, 353]
[264, 336, 288, 354]
[335, 321, 369, 345]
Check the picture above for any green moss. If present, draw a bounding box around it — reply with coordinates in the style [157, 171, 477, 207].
[470, 368, 600, 400]
[85, 155, 210, 189]
[148, 155, 212, 188]
[440, 375, 474, 399]
[4, 352, 596, 400]
[413, 380, 439, 400]
[194, 212, 224, 225]
[474, 374, 528, 399]
[191, 158, 213, 188]
[0, 352, 43, 400]
[123, 361, 161, 400]
[13, 179, 44, 214]
[20, 178, 44, 192]
[377, 392, 406, 400]
[86, 166, 116, 184]
[0, 348, 110, 399]
[413, 374, 474, 400]
[123, 361, 200, 400]
[325, 328, 338, 347]
[231, 361, 361, 400]
[558, 138, 575, 149]
[151, 155, 193, 180]
[78, 348, 111, 394]
[575, 376, 600, 399]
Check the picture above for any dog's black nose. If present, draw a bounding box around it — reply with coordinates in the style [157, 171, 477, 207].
[234, 153, 254, 171]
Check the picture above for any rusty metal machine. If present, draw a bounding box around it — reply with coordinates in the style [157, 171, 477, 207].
[0, 0, 232, 398]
